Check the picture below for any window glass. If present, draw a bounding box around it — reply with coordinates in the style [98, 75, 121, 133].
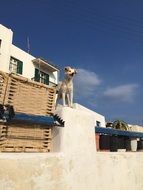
[9, 57, 23, 74]
[34, 68, 49, 85]
[96, 121, 101, 127]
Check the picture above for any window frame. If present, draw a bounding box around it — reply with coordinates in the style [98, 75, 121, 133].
[34, 68, 49, 85]
[9, 56, 23, 75]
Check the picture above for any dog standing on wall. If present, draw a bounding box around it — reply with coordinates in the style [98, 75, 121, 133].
[56, 66, 77, 108]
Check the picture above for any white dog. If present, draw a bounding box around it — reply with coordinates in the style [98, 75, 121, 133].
[56, 66, 77, 107]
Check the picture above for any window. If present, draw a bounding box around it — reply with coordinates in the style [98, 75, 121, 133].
[9, 56, 23, 74]
[96, 121, 101, 127]
[34, 68, 49, 85]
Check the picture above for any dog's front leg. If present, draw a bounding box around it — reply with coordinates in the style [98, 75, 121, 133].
[66, 93, 70, 107]
[70, 91, 73, 107]
[62, 92, 66, 106]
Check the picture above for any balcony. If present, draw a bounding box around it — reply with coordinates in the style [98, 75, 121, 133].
[32, 58, 59, 72]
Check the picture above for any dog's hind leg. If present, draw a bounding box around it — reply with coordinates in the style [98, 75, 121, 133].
[66, 93, 70, 107]
[70, 92, 73, 107]
[62, 92, 66, 106]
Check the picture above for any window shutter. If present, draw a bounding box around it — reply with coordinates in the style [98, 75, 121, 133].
[45, 73, 49, 85]
[35, 68, 40, 82]
[17, 61, 23, 74]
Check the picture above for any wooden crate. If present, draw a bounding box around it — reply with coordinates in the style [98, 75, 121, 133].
[0, 125, 7, 145]
[0, 139, 51, 152]
[0, 124, 52, 152]
[0, 70, 56, 116]
[0, 71, 8, 105]
[7, 124, 52, 139]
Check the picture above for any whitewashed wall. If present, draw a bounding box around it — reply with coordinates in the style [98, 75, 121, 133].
[0, 106, 142, 190]
[11, 44, 35, 79]
[129, 124, 143, 132]
[74, 103, 106, 127]
[95, 152, 143, 190]
[0, 24, 13, 72]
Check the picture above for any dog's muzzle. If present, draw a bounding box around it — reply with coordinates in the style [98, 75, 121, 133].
[70, 73, 74, 77]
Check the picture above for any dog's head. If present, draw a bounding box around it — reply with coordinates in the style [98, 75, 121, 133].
[64, 66, 77, 78]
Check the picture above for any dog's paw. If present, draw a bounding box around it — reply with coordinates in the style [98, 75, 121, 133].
[63, 105, 68, 107]
[69, 105, 74, 108]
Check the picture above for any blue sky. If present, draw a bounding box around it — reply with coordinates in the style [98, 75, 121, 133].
[0, 0, 143, 125]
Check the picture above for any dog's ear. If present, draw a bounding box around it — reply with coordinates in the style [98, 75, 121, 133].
[74, 69, 77, 74]
[64, 67, 70, 72]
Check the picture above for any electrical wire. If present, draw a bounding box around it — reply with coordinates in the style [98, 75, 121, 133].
[46, 0, 143, 43]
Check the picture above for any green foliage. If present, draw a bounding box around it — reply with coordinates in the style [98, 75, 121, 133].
[112, 120, 129, 131]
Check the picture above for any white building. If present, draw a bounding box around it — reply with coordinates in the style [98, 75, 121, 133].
[128, 124, 143, 132]
[74, 103, 106, 127]
[0, 24, 59, 86]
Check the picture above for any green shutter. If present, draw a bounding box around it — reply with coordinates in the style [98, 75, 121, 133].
[45, 73, 49, 85]
[17, 61, 23, 74]
[35, 68, 40, 82]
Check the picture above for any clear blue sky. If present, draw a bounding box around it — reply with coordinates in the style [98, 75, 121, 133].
[1, 0, 143, 125]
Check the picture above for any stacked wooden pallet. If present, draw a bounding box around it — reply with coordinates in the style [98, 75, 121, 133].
[0, 70, 56, 116]
[0, 124, 52, 152]
[0, 70, 57, 152]
[0, 71, 7, 105]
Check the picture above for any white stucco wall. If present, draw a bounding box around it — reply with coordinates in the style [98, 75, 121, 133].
[129, 124, 143, 132]
[0, 104, 143, 190]
[0, 153, 68, 190]
[74, 103, 106, 127]
[52, 70, 59, 85]
[10, 44, 35, 79]
[0, 24, 13, 72]
[96, 152, 143, 190]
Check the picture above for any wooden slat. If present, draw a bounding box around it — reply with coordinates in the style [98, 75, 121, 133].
[0, 147, 51, 152]
[0, 123, 53, 152]
[0, 71, 56, 116]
